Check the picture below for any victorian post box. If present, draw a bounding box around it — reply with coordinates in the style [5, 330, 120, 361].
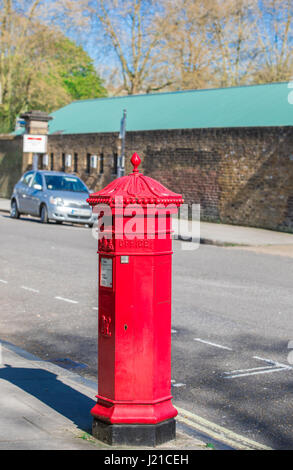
[87, 153, 183, 446]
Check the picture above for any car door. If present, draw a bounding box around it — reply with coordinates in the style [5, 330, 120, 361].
[17, 171, 34, 213]
[27, 172, 43, 216]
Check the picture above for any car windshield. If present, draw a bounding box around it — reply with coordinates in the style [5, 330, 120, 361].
[44, 175, 88, 193]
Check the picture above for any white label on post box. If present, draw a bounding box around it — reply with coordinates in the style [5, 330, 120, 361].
[100, 257, 113, 288]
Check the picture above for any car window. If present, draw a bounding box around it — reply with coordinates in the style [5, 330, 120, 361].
[32, 172, 43, 187]
[44, 175, 88, 193]
[22, 172, 34, 187]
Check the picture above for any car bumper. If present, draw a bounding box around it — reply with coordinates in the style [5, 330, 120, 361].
[48, 205, 94, 224]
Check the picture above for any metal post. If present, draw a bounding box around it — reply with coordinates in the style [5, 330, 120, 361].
[117, 109, 126, 178]
[32, 154, 39, 171]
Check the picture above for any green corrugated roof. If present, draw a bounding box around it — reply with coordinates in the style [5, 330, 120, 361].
[48, 82, 292, 135]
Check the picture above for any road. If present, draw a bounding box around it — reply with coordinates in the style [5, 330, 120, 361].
[0, 213, 293, 449]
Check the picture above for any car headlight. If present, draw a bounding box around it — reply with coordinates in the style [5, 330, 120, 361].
[49, 196, 64, 206]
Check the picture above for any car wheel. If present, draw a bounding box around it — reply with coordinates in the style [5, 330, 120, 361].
[40, 205, 48, 224]
[10, 200, 20, 219]
[55, 220, 63, 225]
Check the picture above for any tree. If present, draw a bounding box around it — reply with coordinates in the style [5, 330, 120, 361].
[0, 1, 107, 132]
[159, 0, 214, 91]
[206, 0, 259, 87]
[88, 0, 171, 95]
[0, 0, 45, 131]
[55, 38, 107, 100]
[253, 0, 293, 83]
[157, 0, 293, 89]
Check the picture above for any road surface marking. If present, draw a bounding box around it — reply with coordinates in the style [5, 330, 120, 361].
[55, 296, 78, 304]
[224, 365, 276, 374]
[194, 338, 232, 351]
[224, 356, 292, 378]
[172, 383, 186, 387]
[176, 406, 272, 450]
[0, 279, 8, 284]
[253, 355, 291, 368]
[21, 286, 39, 293]
[253, 356, 276, 365]
[254, 355, 292, 370]
[223, 363, 281, 374]
[224, 367, 290, 379]
[92, 307, 98, 311]
[171, 329, 177, 333]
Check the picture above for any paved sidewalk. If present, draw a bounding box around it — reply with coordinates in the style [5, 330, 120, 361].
[173, 218, 293, 246]
[1, 197, 292, 247]
[0, 198, 10, 213]
[0, 341, 206, 450]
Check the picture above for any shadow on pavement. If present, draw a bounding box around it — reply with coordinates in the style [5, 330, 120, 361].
[0, 364, 95, 433]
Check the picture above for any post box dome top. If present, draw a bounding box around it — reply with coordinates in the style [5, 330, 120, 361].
[87, 153, 184, 207]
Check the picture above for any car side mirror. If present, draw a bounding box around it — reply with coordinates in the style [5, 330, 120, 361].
[33, 184, 42, 191]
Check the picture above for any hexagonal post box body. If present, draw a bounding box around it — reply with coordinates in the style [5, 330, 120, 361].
[87, 153, 183, 446]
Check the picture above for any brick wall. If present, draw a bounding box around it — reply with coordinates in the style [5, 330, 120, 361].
[46, 133, 119, 192]
[124, 127, 293, 232]
[25, 126, 293, 232]
[0, 135, 22, 198]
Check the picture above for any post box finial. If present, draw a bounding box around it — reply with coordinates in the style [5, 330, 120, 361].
[131, 152, 141, 173]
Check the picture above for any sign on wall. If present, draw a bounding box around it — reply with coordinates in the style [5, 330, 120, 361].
[91, 155, 98, 169]
[42, 154, 49, 167]
[23, 135, 47, 153]
[65, 154, 72, 167]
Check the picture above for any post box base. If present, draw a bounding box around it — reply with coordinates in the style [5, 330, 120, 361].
[92, 418, 176, 447]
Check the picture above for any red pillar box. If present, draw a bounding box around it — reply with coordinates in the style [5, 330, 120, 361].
[87, 153, 183, 446]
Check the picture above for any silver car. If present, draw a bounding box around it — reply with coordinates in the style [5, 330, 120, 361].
[10, 170, 94, 226]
